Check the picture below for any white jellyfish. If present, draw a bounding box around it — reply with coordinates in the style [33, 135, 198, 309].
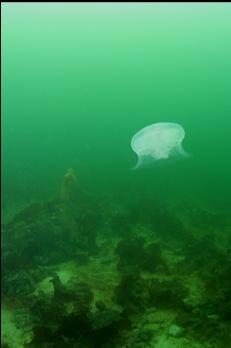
[131, 122, 189, 169]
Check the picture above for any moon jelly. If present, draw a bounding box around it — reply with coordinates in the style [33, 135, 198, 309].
[131, 122, 189, 169]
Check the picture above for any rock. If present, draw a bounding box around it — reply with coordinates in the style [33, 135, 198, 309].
[168, 324, 184, 337]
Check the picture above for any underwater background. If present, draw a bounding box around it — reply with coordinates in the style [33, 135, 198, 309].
[1, 3, 231, 348]
[2, 3, 231, 211]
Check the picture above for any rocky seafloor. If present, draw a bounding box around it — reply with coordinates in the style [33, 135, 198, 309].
[1, 182, 231, 348]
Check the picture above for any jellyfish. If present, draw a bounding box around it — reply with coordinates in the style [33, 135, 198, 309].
[131, 122, 189, 169]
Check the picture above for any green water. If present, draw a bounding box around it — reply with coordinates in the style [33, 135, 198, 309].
[2, 5, 231, 348]
[2, 3, 231, 209]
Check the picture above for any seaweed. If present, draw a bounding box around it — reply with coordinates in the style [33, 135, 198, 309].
[114, 273, 148, 314]
[2, 192, 231, 347]
[114, 238, 146, 273]
[115, 238, 165, 273]
[148, 278, 188, 309]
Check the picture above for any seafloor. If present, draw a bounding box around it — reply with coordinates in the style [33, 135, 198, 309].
[1, 175, 231, 348]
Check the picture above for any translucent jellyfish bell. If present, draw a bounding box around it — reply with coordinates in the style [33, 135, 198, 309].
[131, 122, 189, 169]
